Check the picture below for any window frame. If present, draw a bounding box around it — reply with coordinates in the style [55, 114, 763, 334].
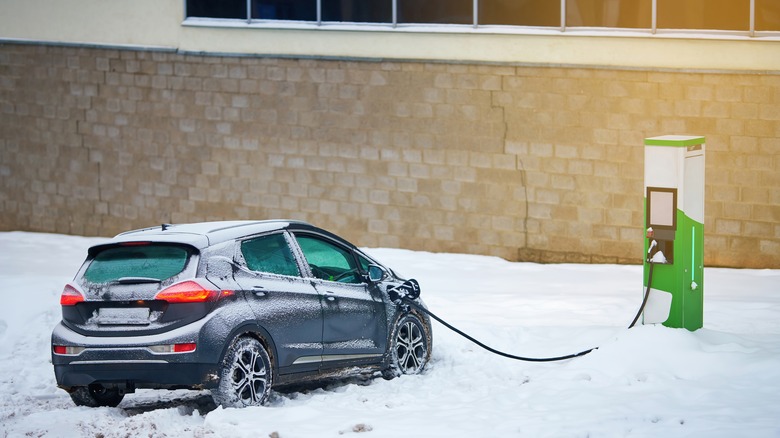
[183, 0, 778, 37]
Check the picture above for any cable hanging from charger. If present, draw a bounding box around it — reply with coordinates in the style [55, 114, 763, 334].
[389, 261, 656, 363]
[403, 298, 595, 362]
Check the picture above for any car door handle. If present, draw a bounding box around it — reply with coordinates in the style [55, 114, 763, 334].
[324, 291, 336, 302]
[252, 286, 267, 297]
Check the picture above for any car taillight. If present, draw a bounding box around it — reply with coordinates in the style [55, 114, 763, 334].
[149, 343, 197, 353]
[60, 283, 85, 306]
[174, 343, 197, 352]
[154, 280, 231, 304]
[53, 345, 85, 355]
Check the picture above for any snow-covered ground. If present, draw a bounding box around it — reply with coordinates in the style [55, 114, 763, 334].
[1, 231, 779, 437]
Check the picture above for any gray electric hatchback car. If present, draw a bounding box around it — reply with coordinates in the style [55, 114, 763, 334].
[51, 220, 432, 408]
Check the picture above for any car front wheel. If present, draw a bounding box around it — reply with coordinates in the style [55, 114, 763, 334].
[384, 313, 430, 379]
[212, 336, 273, 408]
[69, 384, 125, 407]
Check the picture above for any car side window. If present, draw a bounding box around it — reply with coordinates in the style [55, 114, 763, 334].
[357, 254, 372, 272]
[295, 235, 361, 284]
[240, 233, 300, 277]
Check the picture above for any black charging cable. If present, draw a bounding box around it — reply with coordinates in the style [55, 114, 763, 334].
[628, 261, 655, 329]
[402, 298, 594, 362]
[393, 261, 656, 363]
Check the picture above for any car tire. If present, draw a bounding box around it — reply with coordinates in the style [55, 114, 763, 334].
[383, 313, 431, 379]
[212, 336, 273, 408]
[69, 384, 125, 407]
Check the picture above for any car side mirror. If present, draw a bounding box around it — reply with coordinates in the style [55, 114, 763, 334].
[367, 264, 388, 283]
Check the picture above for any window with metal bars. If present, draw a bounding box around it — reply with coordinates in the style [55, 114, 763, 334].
[184, 0, 780, 34]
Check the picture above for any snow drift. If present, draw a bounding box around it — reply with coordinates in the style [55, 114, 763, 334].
[1, 232, 779, 437]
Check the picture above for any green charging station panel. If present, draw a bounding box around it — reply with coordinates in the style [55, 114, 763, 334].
[643, 135, 704, 331]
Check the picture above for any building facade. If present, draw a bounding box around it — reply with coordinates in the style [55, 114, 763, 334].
[1, 0, 779, 268]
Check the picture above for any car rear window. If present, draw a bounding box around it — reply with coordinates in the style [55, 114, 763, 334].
[84, 244, 191, 283]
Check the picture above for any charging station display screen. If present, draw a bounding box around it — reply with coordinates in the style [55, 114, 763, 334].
[648, 188, 677, 229]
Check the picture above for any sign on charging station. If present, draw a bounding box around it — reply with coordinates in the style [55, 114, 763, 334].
[643, 135, 704, 331]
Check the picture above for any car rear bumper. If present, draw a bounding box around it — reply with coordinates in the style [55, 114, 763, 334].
[54, 362, 219, 392]
[53, 361, 220, 390]
[51, 321, 222, 390]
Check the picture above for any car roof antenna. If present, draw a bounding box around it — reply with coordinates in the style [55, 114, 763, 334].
[161, 223, 171, 231]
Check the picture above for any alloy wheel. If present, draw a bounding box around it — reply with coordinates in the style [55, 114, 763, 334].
[395, 318, 427, 374]
[229, 344, 268, 404]
[213, 337, 272, 407]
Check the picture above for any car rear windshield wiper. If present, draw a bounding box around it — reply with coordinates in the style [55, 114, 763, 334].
[115, 277, 162, 284]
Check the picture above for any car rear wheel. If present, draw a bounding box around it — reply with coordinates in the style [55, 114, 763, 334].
[69, 384, 125, 407]
[212, 336, 273, 407]
[384, 313, 430, 379]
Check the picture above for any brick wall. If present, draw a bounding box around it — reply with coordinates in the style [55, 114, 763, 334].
[1, 43, 778, 268]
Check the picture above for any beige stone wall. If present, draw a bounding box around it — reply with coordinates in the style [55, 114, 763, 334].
[1, 43, 778, 268]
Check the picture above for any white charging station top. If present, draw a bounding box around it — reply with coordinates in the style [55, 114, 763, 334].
[644, 135, 705, 147]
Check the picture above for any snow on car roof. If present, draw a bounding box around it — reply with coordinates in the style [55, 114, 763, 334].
[106, 220, 308, 249]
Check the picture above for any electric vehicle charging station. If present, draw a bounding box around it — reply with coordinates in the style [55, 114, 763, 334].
[643, 135, 705, 331]
[392, 134, 707, 362]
